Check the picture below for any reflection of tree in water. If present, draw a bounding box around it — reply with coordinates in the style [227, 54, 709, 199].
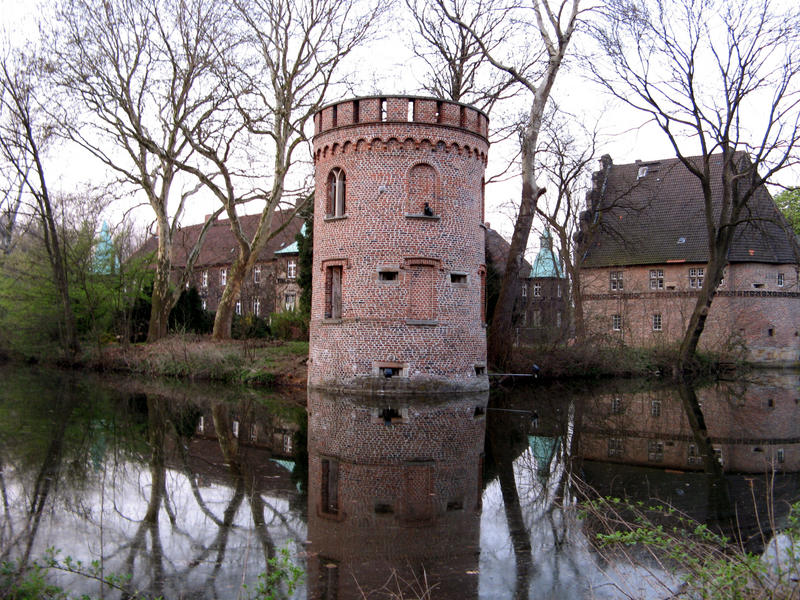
[484, 390, 587, 599]
[0, 369, 308, 599]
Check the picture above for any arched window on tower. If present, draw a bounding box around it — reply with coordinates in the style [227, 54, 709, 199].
[408, 163, 437, 216]
[326, 168, 346, 217]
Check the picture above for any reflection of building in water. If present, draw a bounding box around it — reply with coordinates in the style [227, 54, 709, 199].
[574, 375, 800, 473]
[162, 398, 303, 498]
[307, 389, 488, 599]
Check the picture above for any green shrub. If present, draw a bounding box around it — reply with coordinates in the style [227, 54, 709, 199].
[232, 313, 271, 339]
[269, 311, 308, 341]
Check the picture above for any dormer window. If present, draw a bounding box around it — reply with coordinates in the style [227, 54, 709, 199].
[637, 166, 648, 179]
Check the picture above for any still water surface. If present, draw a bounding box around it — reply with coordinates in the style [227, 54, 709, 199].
[1, 365, 798, 599]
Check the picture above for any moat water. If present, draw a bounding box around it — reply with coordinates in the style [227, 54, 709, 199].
[1, 364, 799, 599]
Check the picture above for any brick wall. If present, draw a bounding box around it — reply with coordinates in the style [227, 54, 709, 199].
[581, 262, 800, 363]
[309, 96, 490, 391]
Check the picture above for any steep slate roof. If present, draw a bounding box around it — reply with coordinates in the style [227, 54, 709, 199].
[581, 154, 799, 268]
[485, 227, 532, 278]
[530, 229, 564, 279]
[138, 211, 302, 268]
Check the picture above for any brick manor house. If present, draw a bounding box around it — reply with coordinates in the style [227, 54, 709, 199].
[144, 211, 303, 317]
[578, 154, 800, 363]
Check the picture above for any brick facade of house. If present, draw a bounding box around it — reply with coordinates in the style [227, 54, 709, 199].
[579, 154, 800, 364]
[151, 212, 303, 317]
[308, 97, 490, 391]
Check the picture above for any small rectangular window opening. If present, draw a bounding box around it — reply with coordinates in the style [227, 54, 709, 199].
[473, 405, 485, 417]
[353, 99, 360, 123]
[379, 270, 398, 281]
[380, 98, 388, 122]
[435, 101, 443, 123]
[768, 328, 775, 337]
[407, 99, 414, 122]
[450, 273, 467, 284]
[374, 503, 394, 514]
[459, 106, 466, 128]
[474, 365, 486, 376]
[379, 407, 402, 425]
[332, 104, 338, 127]
[447, 499, 464, 511]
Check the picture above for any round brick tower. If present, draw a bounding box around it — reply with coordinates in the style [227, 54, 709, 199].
[308, 96, 490, 392]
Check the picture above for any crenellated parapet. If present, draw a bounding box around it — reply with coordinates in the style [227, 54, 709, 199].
[313, 95, 489, 139]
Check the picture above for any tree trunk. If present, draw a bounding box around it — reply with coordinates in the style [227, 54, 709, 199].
[147, 232, 176, 342]
[212, 254, 250, 340]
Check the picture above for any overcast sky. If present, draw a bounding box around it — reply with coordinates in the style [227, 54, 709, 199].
[1, 0, 795, 254]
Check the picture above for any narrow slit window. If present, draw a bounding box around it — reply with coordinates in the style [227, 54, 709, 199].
[325, 266, 343, 319]
[353, 99, 360, 123]
[321, 458, 339, 515]
[380, 98, 387, 121]
[450, 273, 467, 284]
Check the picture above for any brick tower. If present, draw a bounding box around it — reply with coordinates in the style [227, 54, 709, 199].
[309, 96, 490, 392]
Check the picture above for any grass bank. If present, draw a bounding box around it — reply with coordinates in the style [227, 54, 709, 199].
[86, 335, 309, 388]
[504, 343, 730, 380]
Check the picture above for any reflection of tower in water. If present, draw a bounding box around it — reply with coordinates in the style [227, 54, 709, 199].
[306, 389, 488, 599]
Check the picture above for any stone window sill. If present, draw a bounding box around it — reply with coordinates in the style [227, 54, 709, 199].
[324, 214, 348, 222]
[405, 319, 438, 326]
[405, 214, 441, 221]
[322, 318, 343, 324]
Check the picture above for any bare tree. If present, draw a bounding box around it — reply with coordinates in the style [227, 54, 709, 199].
[534, 110, 599, 342]
[173, 0, 385, 339]
[0, 49, 80, 357]
[50, 0, 229, 342]
[404, 0, 521, 113]
[438, 0, 583, 367]
[591, 0, 800, 373]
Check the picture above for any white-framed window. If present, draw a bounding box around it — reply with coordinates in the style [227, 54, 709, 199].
[283, 433, 293, 454]
[253, 265, 261, 284]
[201, 298, 207, 310]
[220, 268, 227, 286]
[533, 283, 541, 297]
[612, 314, 622, 331]
[608, 438, 623, 457]
[285, 292, 296, 311]
[197, 415, 205, 433]
[611, 397, 623, 414]
[202, 270, 208, 288]
[689, 267, 704, 288]
[557, 285, 562, 298]
[232, 420, 239, 438]
[235, 300, 241, 315]
[777, 448, 785, 464]
[653, 313, 662, 331]
[521, 285, 527, 298]
[688, 444, 703, 465]
[253, 298, 260, 316]
[651, 399, 661, 417]
[610, 271, 623, 290]
[287, 260, 297, 279]
[778, 272, 784, 287]
[650, 269, 664, 290]
[648, 440, 664, 462]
